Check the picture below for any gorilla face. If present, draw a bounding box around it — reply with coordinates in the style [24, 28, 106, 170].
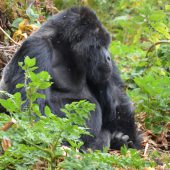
[86, 46, 112, 83]
[63, 7, 112, 83]
[47, 7, 112, 83]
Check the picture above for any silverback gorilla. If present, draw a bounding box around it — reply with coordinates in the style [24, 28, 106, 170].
[0, 7, 140, 150]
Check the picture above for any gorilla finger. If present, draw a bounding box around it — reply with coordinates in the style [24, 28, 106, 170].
[121, 135, 129, 142]
[115, 132, 124, 140]
[111, 131, 118, 139]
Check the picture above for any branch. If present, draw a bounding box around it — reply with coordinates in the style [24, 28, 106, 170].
[0, 26, 21, 46]
[23, 138, 51, 154]
[146, 40, 170, 57]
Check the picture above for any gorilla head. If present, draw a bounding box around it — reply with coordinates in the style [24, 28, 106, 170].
[68, 7, 113, 83]
[41, 7, 112, 84]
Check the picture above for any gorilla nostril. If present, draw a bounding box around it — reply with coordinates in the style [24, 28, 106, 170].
[107, 56, 111, 61]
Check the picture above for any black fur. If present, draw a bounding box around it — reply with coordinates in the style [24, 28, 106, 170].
[0, 7, 140, 150]
[87, 61, 140, 149]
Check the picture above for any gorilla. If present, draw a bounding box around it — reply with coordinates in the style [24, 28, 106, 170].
[0, 7, 140, 150]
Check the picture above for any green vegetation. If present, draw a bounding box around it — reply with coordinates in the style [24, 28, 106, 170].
[0, 57, 154, 169]
[0, 0, 169, 169]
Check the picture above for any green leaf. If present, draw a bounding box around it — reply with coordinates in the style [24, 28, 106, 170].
[0, 98, 15, 112]
[12, 18, 24, 28]
[120, 146, 128, 155]
[26, 8, 39, 20]
[32, 104, 41, 117]
[24, 56, 36, 67]
[44, 106, 53, 116]
[149, 11, 165, 21]
[16, 84, 25, 88]
[165, 5, 170, 11]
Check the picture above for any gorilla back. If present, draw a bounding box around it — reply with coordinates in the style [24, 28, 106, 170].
[0, 7, 113, 150]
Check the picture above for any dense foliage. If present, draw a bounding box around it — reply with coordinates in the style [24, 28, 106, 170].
[0, 0, 169, 169]
[0, 57, 154, 169]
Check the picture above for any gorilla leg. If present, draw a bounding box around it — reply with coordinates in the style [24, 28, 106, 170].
[90, 129, 112, 150]
[78, 100, 113, 150]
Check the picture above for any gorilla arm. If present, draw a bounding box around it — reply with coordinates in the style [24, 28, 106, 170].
[0, 37, 53, 94]
[87, 62, 141, 149]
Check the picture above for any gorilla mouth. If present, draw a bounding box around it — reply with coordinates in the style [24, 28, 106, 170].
[98, 66, 112, 73]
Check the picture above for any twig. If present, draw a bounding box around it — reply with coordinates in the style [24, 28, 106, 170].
[0, 26, 21, 46]
[146, 40, 170, 57]
[23, 138, 50, 154]
[144, 143, 149, 156]
[1, 49, 16, 52]
[0, 41, 6, 45]
[0, 118, 17, 131]
[0, 45, 18, 49]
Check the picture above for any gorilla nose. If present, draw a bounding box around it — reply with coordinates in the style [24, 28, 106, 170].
[106, 56, 111, 61]
[105, 55, 111, 63]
